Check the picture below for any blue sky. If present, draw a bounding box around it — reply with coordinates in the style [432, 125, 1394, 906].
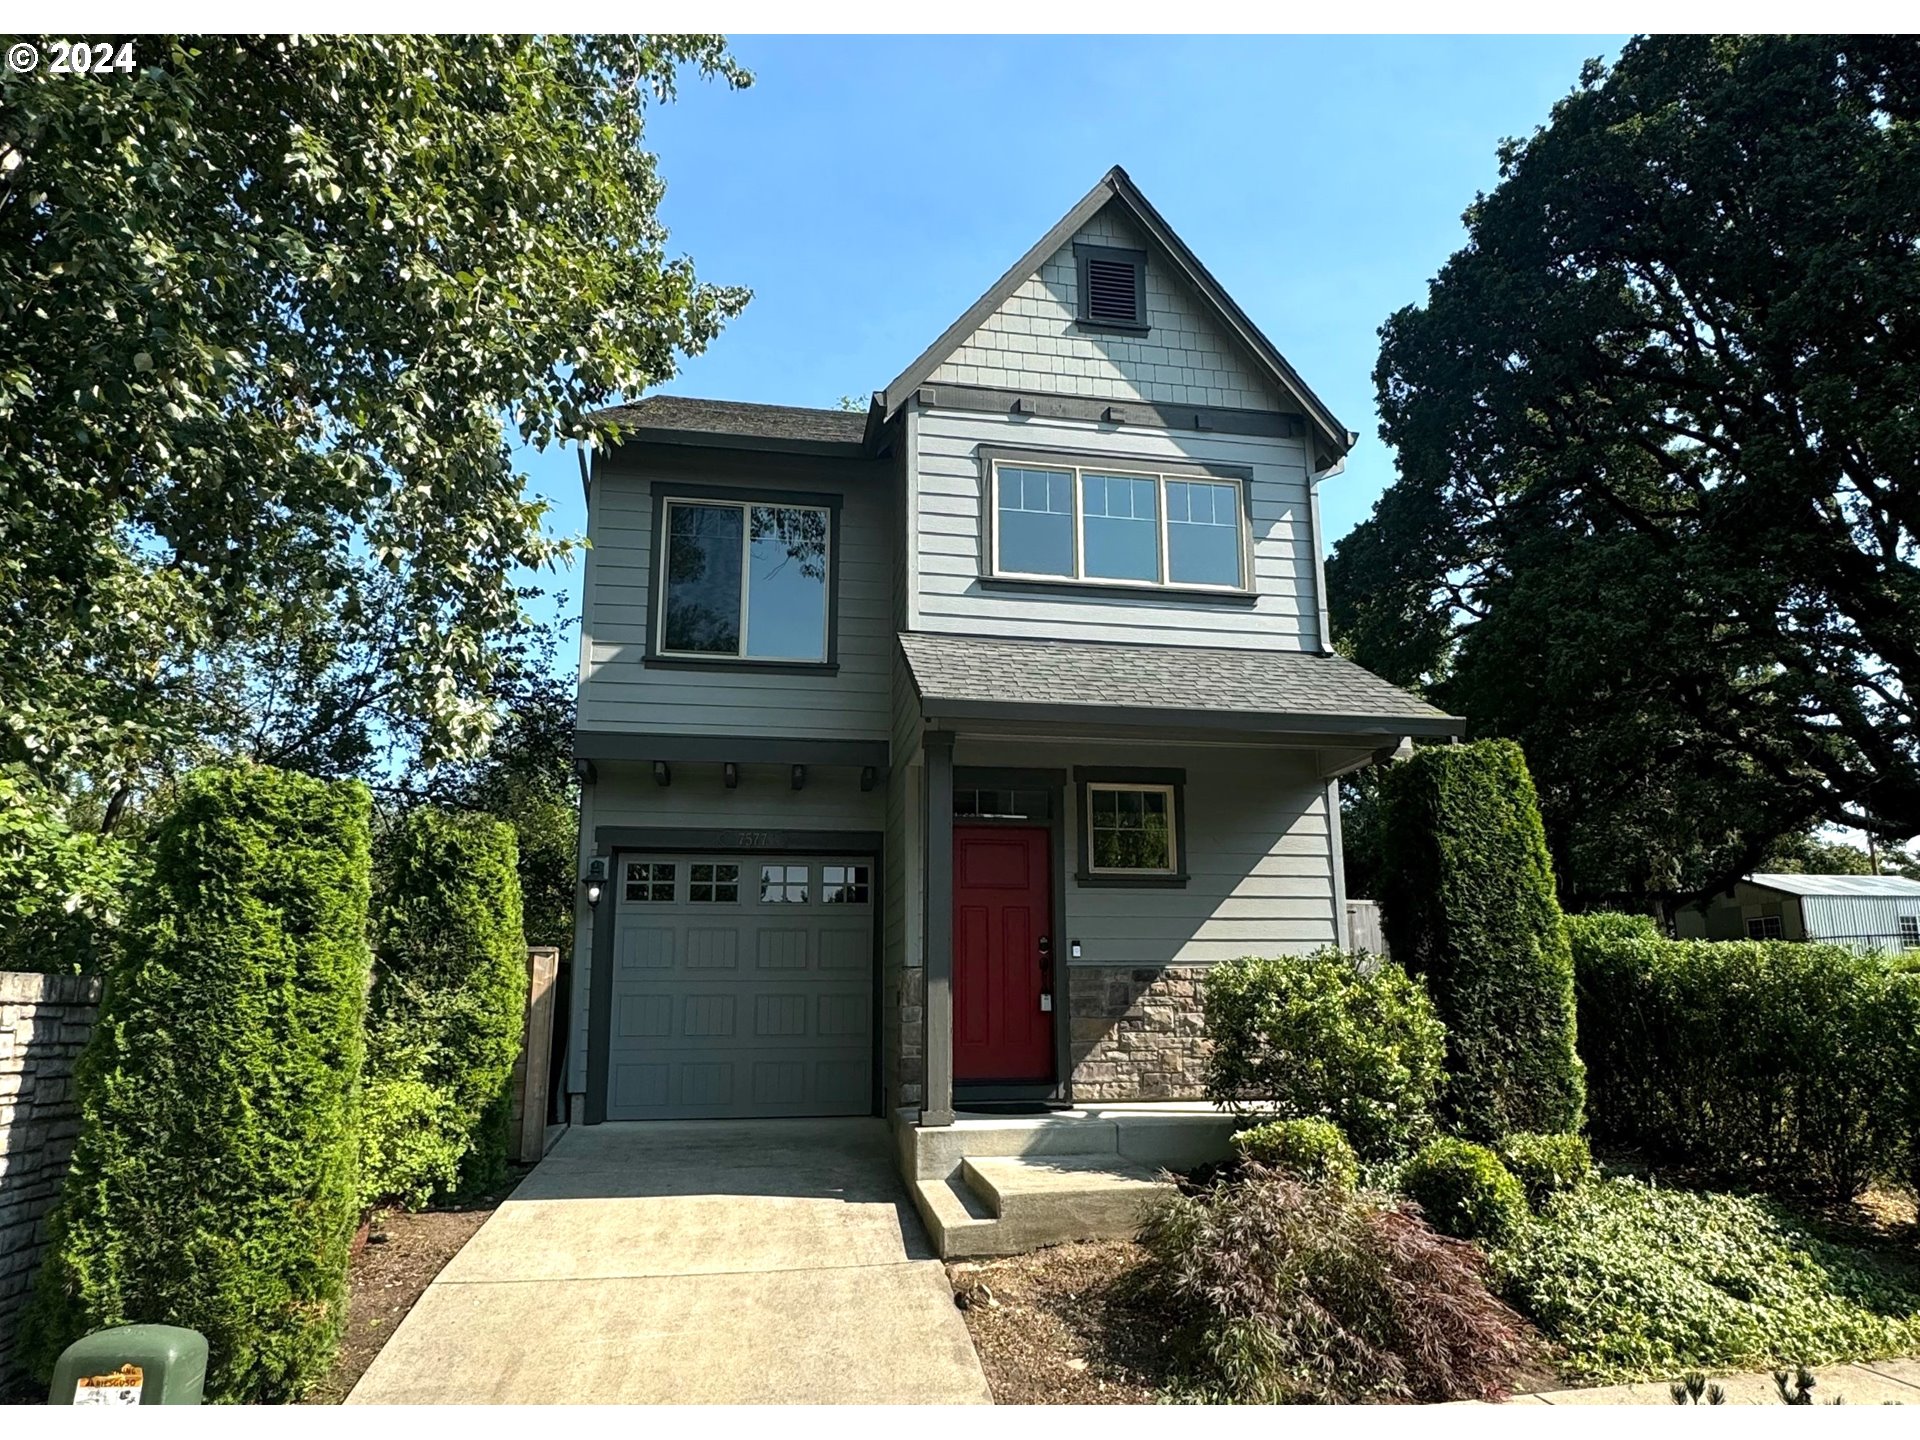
[518, 34, 1627, 657]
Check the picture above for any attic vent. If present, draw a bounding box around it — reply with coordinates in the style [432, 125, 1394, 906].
[1073, 243, 1146, 331]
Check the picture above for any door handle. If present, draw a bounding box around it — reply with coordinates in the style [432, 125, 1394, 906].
[1038, 935, 1053, 1011]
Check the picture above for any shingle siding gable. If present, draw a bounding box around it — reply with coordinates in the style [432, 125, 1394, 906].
[928, 205, 1284, 411]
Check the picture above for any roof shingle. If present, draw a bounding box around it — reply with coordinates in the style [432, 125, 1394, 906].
[594, 395, 868, 449]
[898, 631, 1460, 734]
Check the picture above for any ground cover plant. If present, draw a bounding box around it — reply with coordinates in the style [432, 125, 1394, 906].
[1491, 1175, 1920, 1384]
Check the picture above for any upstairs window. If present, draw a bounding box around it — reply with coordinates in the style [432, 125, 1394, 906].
[989, 458, 1248, 591]
[657, 495, 833, 663]
[1074, 243, 1146, 330]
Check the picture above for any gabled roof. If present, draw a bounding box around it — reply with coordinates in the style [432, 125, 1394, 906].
[1746, 873, 1920, 899]
[593, 396, 869, 455]
[877, 166, 1355, 467]
[898, 632, 1463, 737]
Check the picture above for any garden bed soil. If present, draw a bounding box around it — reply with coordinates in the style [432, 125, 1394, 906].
[946, 1241, 1168, 1404]
[302, 1167, 530, 1405]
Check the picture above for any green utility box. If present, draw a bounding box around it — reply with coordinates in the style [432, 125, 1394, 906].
[48, 1325, 207, 1406]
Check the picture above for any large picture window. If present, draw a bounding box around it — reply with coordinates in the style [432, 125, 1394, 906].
[658, 496, 832, 662]
[990, 458, 1247, 591]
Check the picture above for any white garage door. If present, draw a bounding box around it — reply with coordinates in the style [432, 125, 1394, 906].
[604, 853, 875, 1120]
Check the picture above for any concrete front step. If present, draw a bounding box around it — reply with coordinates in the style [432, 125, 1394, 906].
[914, 1154, 1174, 1259]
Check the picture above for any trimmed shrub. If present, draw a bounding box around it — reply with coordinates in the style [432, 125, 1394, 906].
[361, 807, 526, 1208]
[1233, 1118, 1360, 1190]
[1496, 1131, 1592, 1208]
[1377, 740, 1585, 1141]
[1493, 1177, 1920, 1384]
[0, 770, 131, 972]
[1138, 1168, 1541, 1403]
[20, 765, 371, 1402]
[1567, 915, 1920, 1197]
[1400, 1138, 1527, 1243]
[1203, 948, 1447, 1159]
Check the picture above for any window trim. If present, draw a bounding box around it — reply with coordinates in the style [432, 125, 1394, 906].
[1072, 242, 1149, 333]
[1899, 915, 1919, 950]
[645, 482, 843, 673]
[980, 447, 1255, 597]
[1073, 766, 1189, 888]
[1746, 914, 1784, 940]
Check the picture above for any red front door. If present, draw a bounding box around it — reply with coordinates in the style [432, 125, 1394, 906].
[953, 825, 1054, 1083]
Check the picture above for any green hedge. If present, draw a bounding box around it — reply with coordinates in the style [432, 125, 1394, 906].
[1203, 949, 1447, 1159]
[1377, 740, 1585, 1141]
[20, 765, 371, 1402]
[1568, 915, 1920, 1197]
[361, 807, 526, 1208]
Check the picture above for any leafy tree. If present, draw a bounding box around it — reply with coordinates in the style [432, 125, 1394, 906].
[1, 34, 748, 799]
[1331, 36, 1920, 909]
[420, 666, 578, 953]
[1760, 831, 1876, 877]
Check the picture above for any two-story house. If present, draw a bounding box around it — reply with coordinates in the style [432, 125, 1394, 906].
[565, 167, 1461, 1250]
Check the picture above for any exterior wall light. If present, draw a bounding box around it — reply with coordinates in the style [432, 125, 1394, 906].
[582, 856, 608, 909]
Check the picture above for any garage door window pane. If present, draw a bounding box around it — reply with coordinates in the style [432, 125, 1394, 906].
[690, 863, 740, 903]
[823, 865, 870, 904]
[624, 862, 675, 902]
[760, 864, 808, 903]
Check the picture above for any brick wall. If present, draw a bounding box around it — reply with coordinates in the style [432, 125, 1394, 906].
[929, 205, 1284, 411]
[1068, 965, 1209, 1101]
[0, 970, 101, 1378]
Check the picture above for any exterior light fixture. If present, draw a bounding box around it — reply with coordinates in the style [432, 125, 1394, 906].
[582, 856, 608, 909]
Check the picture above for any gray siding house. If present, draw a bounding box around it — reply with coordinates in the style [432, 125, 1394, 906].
[1676, 873, 1920, 954]
[564, 168, 1460, 1160]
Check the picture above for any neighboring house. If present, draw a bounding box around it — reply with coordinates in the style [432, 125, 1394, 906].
[564, 166, 1459, 1180]
[1676, 873, 1920, 954]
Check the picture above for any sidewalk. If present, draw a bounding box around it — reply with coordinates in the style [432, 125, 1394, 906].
[1508, 1358, 1920, 1406]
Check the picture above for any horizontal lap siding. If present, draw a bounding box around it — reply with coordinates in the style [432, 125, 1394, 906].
[580, 463, 894, 740]
[913, 409, 1318, 649]
[953, 739, 1338, 967]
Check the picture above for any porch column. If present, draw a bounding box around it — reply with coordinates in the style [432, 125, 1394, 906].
[921, 729, 956, 1126]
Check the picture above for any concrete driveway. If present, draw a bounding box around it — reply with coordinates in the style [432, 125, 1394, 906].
[345, 1118, 991, 1405]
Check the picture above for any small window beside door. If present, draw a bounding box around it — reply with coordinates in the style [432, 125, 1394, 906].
[1073, 767, 1187, 887]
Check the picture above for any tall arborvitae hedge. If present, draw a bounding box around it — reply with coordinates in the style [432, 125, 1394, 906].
[20, 766, 371, 1402]
[1377, 740, 1585, 1140]
[361, 808, 526, 1207]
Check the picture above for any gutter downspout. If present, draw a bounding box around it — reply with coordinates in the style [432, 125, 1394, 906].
[1307, 454, 1345, 657]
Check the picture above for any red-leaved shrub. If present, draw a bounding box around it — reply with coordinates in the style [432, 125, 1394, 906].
[1137, 1166, 1542, 1403]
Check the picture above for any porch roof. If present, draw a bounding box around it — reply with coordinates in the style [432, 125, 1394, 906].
[898, 632, 1464, 739]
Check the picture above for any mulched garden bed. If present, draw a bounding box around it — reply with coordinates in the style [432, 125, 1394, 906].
[302, 1166, 531, 1405]
[946, 1240, 1169, 1404]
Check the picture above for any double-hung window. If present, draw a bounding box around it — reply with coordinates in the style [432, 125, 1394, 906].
[989, 457, 1248, 591]
[656, 492, 834, 663]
